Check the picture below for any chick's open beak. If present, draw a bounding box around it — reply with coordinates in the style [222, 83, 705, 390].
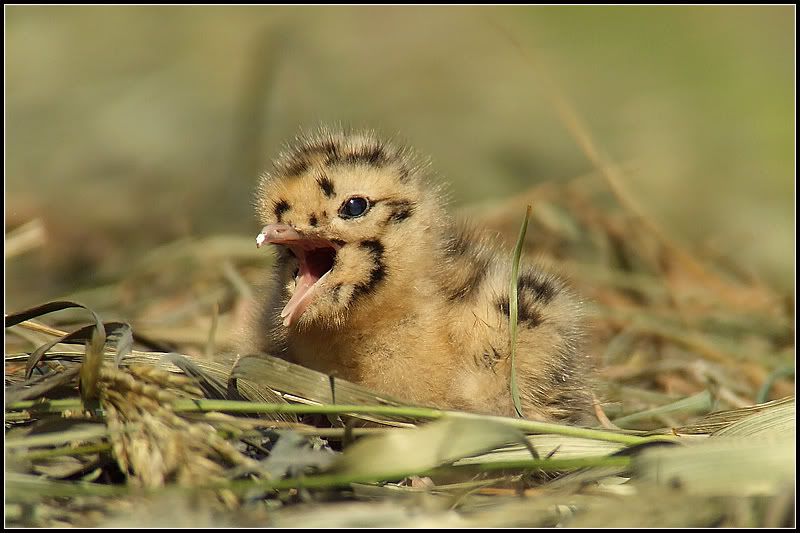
[256, 224, 339, 327]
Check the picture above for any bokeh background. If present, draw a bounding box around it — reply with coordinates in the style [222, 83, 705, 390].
[5, 5, 794, 310]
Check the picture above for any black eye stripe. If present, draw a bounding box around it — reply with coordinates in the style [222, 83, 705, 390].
[317, 175, 336, 198]
[384, 199, 415, 223]
[274, 199, 290, 222]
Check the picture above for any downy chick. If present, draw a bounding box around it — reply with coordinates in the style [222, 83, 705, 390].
[244, 127, 592, 423]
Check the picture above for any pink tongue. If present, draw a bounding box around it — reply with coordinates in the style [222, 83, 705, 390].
[280, 269, 320, 327]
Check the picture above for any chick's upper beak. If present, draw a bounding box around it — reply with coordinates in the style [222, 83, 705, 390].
[256, 224, 304, 248]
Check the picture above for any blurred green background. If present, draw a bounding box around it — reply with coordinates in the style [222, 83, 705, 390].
[5, 6, 794, 308]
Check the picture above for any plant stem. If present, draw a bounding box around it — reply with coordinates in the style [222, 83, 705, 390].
[230, 455, 631, 492]
[17, 443, 111, 461]
[509, 205, 532, 418]
[7, 398, 677, 446]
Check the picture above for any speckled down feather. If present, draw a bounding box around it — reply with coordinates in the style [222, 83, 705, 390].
[242, 127, 592, 423]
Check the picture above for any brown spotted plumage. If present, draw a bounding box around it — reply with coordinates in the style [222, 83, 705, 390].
[243, 127, 592, 423]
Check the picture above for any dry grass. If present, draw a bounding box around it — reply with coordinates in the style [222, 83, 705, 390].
[4, 172, 794, 527]
[4, 10, 793, 526]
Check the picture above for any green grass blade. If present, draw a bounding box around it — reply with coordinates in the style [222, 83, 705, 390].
[611, 390, 714, 428]
[7, 398, 677, 446]
[509, 205, 532, 418]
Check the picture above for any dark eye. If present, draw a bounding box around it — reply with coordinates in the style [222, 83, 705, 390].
[339, 196, 370, 219]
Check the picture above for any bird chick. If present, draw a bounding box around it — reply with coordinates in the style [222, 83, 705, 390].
[244, 127, 592, 423]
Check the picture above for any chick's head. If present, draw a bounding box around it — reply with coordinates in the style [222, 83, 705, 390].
[255, 128, 443, 329]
